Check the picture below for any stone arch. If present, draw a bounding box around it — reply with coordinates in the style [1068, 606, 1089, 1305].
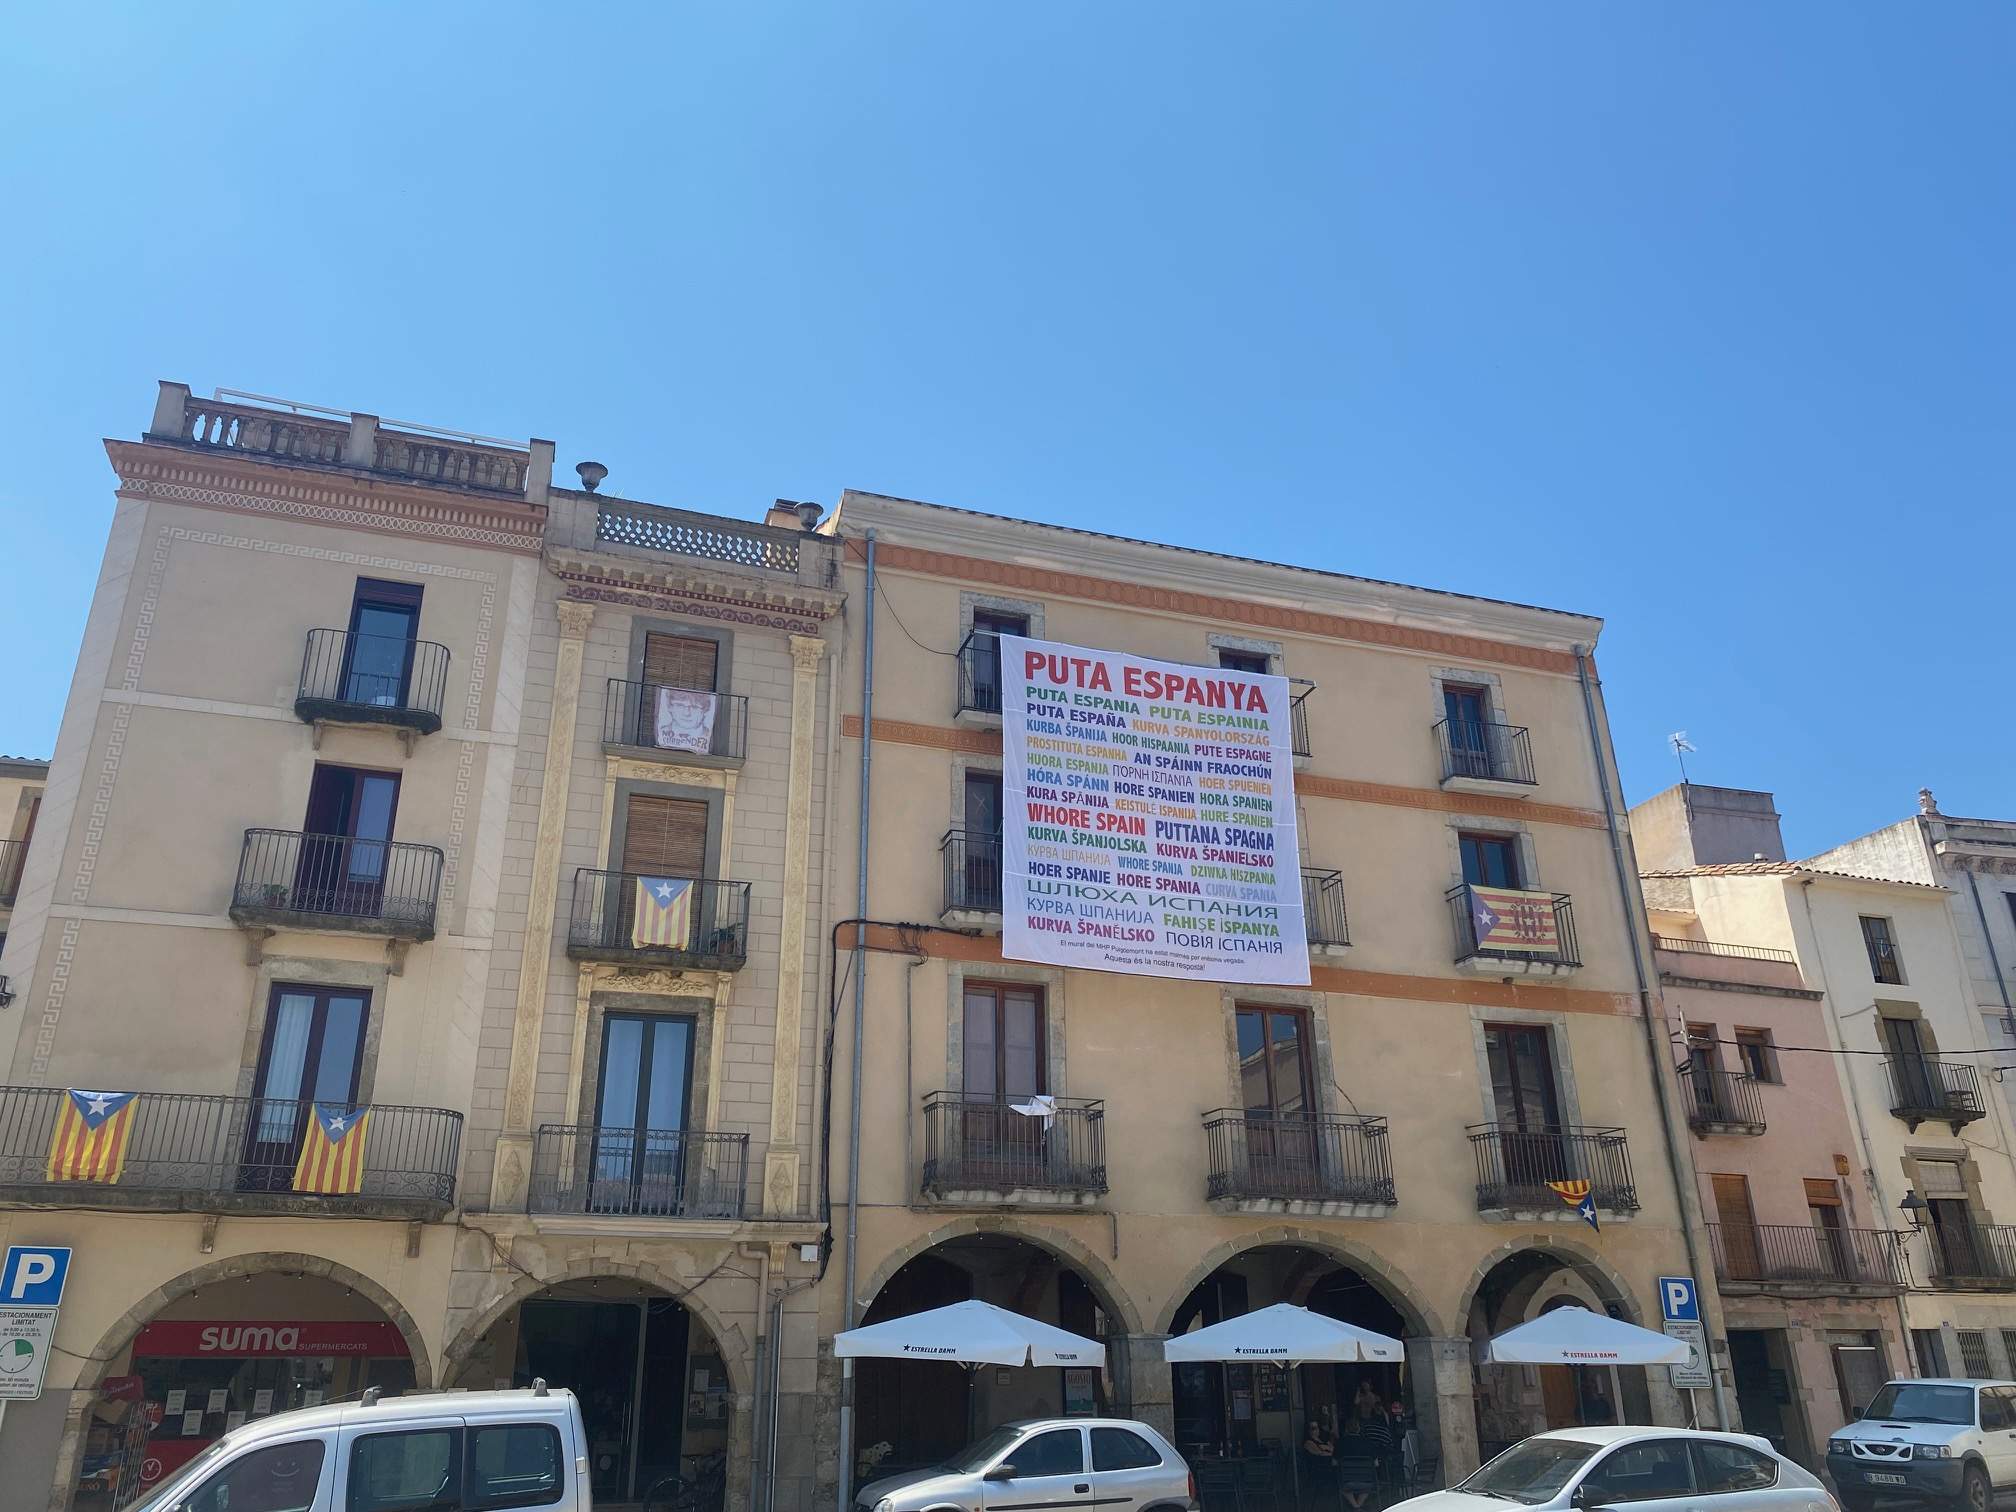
[1453, 1234, 1645, 1329]
[856, 1215, 1146, 1336]
[438, 1255, 752, 1397]
[1151, 1224, 1443, 1338]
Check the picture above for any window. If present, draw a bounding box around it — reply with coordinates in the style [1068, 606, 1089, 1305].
[1734, 1028, 1778, 1083]
[349, 1428, 460, 1511]
[1830, 1333, 1887, 1419]
[592, 1014, 696, 1213]
[955, 772, 1005, 911]
[642, 632, 719, 693]
[1960, 1332, 1993, 1380]
[1982, 1388, 2015, 1431]
[1216, 648, 1270, 675]
[964, 983, 1044, 1099]
[342, 578, 423, 708]
[964, 609, 1029, 715]
[1483, 1023, 1561, 1133]
[1689, 1439, 1777, 1493]
[468, 1423, 563, 1509]
[1711, 1173, 1761, 1282]
[188, 1440, 327, 1512]
[621, 793, 710, 879]
[1091, 1428, 1163, 1472]
[1459, 832, 1522, 889]
[1913, 1328, 1949, 1378]
[1579, 1440, 1695, 1502]
[1805, 1179, 1850, 1278]
[1009, 1428, 1085, 1478]
[300, 763, 402, 912]
[1443, 684, 1497, 778]
[1861, 915, 1905, 984]
[1235, 1006, 1313, 1116]
[244, 984, 369, 1192]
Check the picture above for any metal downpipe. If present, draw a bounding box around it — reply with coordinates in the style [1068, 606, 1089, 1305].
[838, 530, 876, 1512]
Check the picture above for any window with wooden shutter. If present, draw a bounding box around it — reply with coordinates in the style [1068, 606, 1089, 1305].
[621, 795, 710, 877]
[1804, 1178, 1843, 1206]
[644, 634, 718, 692]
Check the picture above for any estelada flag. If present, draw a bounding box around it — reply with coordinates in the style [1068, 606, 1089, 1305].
[631, 875, 694, 949]
[46, 1089, 138, 1183]
[292, 1104, 371, 1195]
[1469, 885, 1562, 955]
[1548, 1177, 1601, 1233]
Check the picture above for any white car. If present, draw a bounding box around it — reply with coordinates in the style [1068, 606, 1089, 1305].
[1826, 1377, 2016, 1512]
[1392, 1426, 1836, 1512]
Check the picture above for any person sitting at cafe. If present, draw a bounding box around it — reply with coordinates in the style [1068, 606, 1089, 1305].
[1300, 1410, 1337, 1498]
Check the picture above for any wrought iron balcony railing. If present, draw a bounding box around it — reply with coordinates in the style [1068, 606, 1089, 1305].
[1302, 868, 1349, 947]
[1708, 1222, 1907, 1291]
[1652, 934, 1796, 965]
[294, 629, 449, 734]
[1467, 1124, 1638, 1213]
[230, 830, 443, 939]
[941, 828, 1003, 914]
[1678, 1064, 1767, 1135]
[921, 1093, 1107, 1198]
[1925, 1223, 2016, 1291]
[528, 1125, 747, 1220]
[602, 678, 749, 760]
[1434, 718, 1536, 786]
[566, 870, 750, 969]
[1447, 885, 1581, 968]
[1205, 1110, 1396, 1207]
[0, 837, 24, 906]
[0, 1086, 459, 1208]
[1289, 680, 1313, 760]
[1885, 1056, 1987, 1132]
[956, 630, 1010, 717]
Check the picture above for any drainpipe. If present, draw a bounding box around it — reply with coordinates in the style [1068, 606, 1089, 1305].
[838, 531, 876, 1512]
[1573, 647, 1731, 1429]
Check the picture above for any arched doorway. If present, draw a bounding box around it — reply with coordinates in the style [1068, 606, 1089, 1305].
[1466, 1247, 1650, 1459]
[448, 1275, 738, 1506]
[854, 1232, 1125, 1488]
[1164, 1243, 1425, 1483]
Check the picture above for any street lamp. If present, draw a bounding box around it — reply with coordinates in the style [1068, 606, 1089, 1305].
[1899, 1190, 1928, 1231]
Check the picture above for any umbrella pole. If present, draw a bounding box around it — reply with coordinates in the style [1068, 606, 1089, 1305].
[1286, 1365, 1302, 1512]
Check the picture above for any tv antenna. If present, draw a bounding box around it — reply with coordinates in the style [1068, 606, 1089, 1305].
[1668, 731, 1696, 785]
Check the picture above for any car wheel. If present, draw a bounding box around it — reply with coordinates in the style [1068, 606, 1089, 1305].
[1964, 1463, 1991, 1512]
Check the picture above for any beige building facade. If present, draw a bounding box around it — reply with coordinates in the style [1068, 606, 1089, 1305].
[818, 493, 1727, 1505]
[0, 754, 47, 995]
[0, 385, 841, 1512]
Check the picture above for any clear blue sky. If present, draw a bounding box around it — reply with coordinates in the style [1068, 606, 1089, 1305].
[2, 4, 2008, 856]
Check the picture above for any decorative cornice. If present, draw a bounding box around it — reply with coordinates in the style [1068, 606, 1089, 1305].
[840, 714, 1607, 829]
[547, 551, 841, 622]
[107, 439, 545, 555]
[558, 576, 827, 637]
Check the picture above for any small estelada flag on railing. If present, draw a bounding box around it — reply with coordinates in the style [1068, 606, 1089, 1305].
[293, 1104, 372, 1195]
[1547, 1178, 1600, 1233]
[631, 876, 694, 950]
[46, 1089, 138, 1183]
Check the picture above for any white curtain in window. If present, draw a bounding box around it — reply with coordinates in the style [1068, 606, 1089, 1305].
[257, 995, 314, 1142]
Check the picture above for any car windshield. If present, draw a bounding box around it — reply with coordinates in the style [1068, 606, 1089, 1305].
[941, 1425, 1026, 1474]
[1864, 1383, 1975, 1425]
[1458, 1437, 1603, 1504]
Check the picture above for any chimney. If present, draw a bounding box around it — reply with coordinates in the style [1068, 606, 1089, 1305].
[765, 499, 807, 529]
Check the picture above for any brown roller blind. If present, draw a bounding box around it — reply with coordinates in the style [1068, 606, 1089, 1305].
[621, 795, 709, 876]
[1804, 1178, 1842, 1206]
[644, 634, 718, 692]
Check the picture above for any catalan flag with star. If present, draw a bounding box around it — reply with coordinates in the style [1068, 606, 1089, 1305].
[631, 875, 694, 950]
[46, 1089, 139, 1183]
[1547, 1177, 1600, 1232]
[292, 1104, 372, 1195]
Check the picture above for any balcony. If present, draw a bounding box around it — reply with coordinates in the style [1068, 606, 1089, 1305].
[1886, 1056, 1987, 1133]
[0, 1087, 459, 1218]
[1708, 1222, 1907, 1295]
[1204, 1110, 1396, 1217]
[602, 678, 748, 764]
[1289, 680, 1313, 761]
[1447, 884, 1581, 976]
[921, 1093, 1106, 1207]
[1468, 1125, 1639, 1219]
[1434, 718, 1537, 796]
[0, 837, 24, 907]
[941, 828, 1003, 928]
[229, 830, 442, 942]
[1651, 934, 1795, 966]
[566, 870, 750, 971]
[528, 1125, 748, 1223]
[1679, 1064, 1767, 1136]
[1302, 868, 1350, 955]
[294, 628, 449, 743]
[956, 631, 1009, 722]
[1926, 1224, 2016, 1292]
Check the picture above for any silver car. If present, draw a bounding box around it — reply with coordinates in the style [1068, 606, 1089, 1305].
[857, 1417, 1196, 1512]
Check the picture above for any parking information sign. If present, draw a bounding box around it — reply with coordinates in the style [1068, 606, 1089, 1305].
[1658, 1275, 1712, 1390]
[0, 1247, 72, 1402]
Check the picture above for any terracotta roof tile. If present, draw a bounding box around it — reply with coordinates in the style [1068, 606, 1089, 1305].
[1638, 861, 1945, 889]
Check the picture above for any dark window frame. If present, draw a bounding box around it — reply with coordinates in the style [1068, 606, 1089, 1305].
[1215, 648, 1271, 675]
[1006, 1426, 1087, 1478]
[1235, 1003, 1317, 1117]
[1733, 1028, 1779, 1084]
[1458, 831, 1523, 890]
[1483, 1021, 1563, 1133]
[962, 981, 1047, 1099]
[1861, 915, 1905, 985]
[594, 1011, 699, 1139]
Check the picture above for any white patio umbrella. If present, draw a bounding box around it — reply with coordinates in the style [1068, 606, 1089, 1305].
[835, 1298, 1106, 1367]
[1485, 1306, 1687, 1365]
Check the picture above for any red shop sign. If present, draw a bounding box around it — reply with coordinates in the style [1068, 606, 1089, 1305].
[132, 1320, 410, 1359]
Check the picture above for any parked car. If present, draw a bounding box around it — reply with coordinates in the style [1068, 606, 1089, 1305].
[1391, 1426, 1834, 1511]
[1826, 1377, 2016, 1512]
[128, 1383, 589, 1512]
[855, 1417, 1195, 1512]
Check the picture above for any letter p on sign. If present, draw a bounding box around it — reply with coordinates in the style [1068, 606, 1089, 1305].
[1658, 1275, 1699, 1324]
[1, 1247, 72, 1308]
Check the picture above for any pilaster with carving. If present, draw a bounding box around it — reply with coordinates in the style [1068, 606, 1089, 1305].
[764, 634, 825, 1214]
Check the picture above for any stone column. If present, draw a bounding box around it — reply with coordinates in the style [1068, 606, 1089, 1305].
[1408, 1336, 1479, 1482]
[1111, 1334, 1174, 1437]
[491, 597, 595, 1210]
[764, 634, 824, 1215]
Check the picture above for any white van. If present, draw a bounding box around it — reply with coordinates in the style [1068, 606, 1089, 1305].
[128, 1383, 592, 1512]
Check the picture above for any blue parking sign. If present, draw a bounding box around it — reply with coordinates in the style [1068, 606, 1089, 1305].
[1658, 1275, 1699, 1323]
[0, 1247, 72, 1308]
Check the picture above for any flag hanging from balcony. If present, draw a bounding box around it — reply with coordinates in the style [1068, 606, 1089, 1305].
[1547, 1178, 1600, 1232]
[654, 686, 718, 755]
[631, 875, 695, 949]
[293, 1104, 371, 1195]
[46, 1089, 138, 1183]
[1469, 885, 1561, 955]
